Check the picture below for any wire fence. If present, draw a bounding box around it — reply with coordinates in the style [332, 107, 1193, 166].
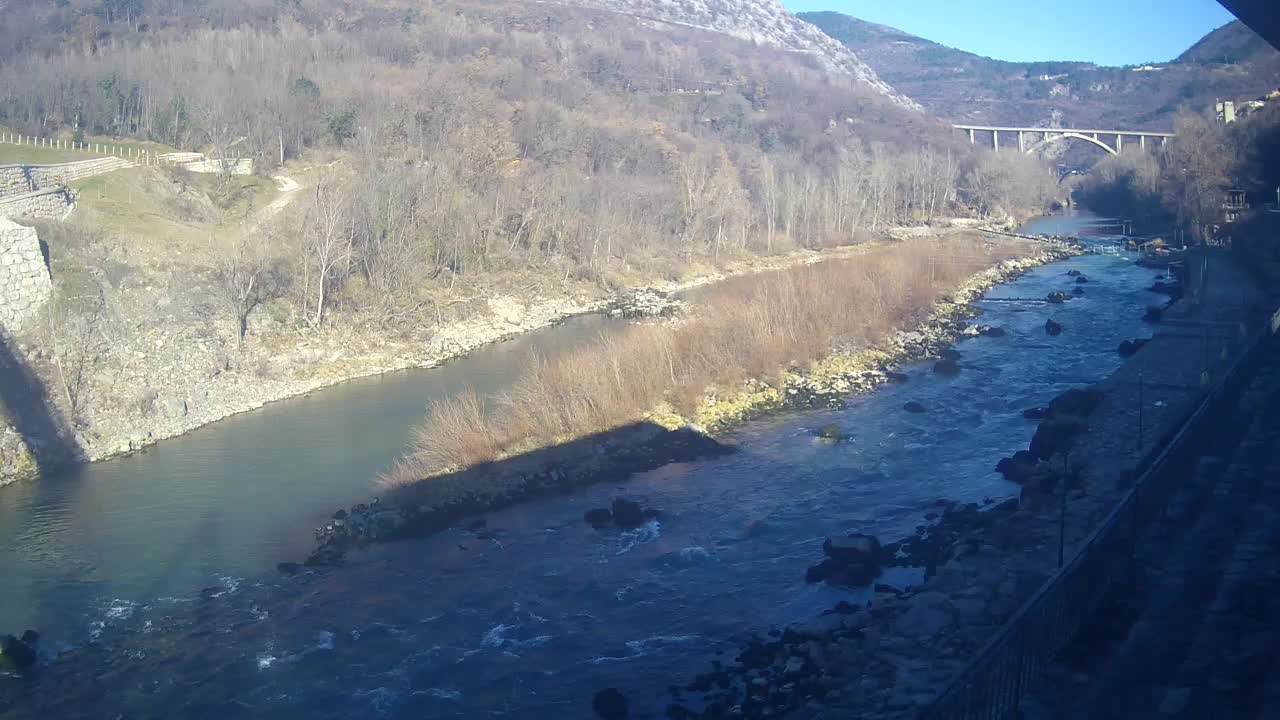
[919, 316, 1275, 720]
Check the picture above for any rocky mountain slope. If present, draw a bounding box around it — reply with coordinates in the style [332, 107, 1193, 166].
[552, 0, 922, 110]
[802, 13, 1280, 130]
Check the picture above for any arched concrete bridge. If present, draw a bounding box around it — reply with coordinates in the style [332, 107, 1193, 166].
[953, 125, 1176, 155]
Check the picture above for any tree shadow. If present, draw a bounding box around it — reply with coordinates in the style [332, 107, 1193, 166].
[0, 329, 84, 476]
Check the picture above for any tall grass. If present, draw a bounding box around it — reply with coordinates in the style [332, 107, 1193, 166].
[388, 233, 1032, 485]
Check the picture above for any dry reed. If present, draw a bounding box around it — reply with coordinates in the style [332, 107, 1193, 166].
[387, 233, 1032, 485]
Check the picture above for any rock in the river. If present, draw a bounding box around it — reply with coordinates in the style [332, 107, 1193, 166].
[610, 498, 645, 528]
[978, 325, 1007, 337]
[594, 688, 629, 719]
[1075, 275, 1089, 284]
[885, 371, 909, 383]
[1067, 269, 1082, 277]
[0, 634, 36, 670]
[815, 424, 846, 442]
[812, 533, 883, 586]
[584, 508, 613, 528]
[903, 401, 926, 414]
[1045, 319, 1063, 336]
[933, 358, 961, 376]
[1143, 305, 1163, 323]
[1046, 291, 1070, 304]
[1118, 338, 1149, 357]
[941, 348, 962, 361]
[1022, 406, 1050, 420]
[1072, 286, 1086, 296]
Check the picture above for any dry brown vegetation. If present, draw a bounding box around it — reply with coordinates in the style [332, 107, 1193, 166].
[389, 233, 1032, 484]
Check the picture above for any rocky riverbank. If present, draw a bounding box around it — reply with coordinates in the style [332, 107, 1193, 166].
[298, 238, 1080, 568]
[653, 249, 1274, 720]
[2, 229, 987, 487]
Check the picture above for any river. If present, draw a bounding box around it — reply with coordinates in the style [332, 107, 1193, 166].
[0, 212, 1163, 718]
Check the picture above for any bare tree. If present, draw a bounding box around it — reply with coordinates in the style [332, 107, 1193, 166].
[297, 174, 354, 328]
[214, 236, 275, 350]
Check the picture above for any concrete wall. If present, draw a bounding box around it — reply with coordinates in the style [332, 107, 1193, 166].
[0, 218, 52, 335]
[0, 187, 76, 221]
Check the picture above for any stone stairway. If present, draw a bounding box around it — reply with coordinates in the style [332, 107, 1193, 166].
[1019, 344, 1280, 720]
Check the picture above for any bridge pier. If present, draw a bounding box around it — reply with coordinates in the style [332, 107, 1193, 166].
[1141, 135, 1146, 150]
[1018, 131, 1025, 152]
[1117, 134, 1123, 153]
[968, 128, 974, 144]
[993, 130, 999, 152]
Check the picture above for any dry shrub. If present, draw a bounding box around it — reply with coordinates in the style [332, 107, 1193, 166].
[387, 234, 1033, 486]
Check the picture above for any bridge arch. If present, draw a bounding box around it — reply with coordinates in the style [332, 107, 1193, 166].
[1025, 132, 1118, 156]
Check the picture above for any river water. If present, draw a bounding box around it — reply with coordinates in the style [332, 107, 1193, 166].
[0, 213, 1162, 718]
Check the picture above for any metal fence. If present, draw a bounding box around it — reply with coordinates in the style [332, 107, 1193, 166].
[919, 319, 1275, 720]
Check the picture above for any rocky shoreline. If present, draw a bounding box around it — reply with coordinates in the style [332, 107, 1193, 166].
[298, 238, 1081, 568]
[651, 251, 1272, 720]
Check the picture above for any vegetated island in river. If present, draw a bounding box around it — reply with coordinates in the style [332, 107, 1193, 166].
[299, 229, 1081, 568]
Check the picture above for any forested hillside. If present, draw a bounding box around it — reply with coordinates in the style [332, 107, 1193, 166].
[0, 0, 1060, 480]
[803, 12, 1280, 130]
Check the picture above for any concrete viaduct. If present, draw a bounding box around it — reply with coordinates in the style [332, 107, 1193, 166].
[953, 124, 1176, 156]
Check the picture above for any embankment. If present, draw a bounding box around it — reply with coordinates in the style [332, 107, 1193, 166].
[302, 235, 1079, 567]
[659, 248, 1276, 720]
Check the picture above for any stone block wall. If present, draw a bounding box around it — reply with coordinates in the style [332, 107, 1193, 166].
[0, 218, 52, 335]
[0, 158, 135, 201]
[0, 165, 33, 198]
[0, 187, 75, 221]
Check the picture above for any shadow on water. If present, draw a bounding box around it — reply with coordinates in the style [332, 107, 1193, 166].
[0, 329, 83, 476]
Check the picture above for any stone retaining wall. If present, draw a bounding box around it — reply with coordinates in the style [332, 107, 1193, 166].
[0, 187, 75, 221]
[0, 158, 135, 200]
[0, 218, 52, 334]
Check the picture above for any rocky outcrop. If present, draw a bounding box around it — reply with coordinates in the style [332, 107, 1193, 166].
[806, 533, 885, 587]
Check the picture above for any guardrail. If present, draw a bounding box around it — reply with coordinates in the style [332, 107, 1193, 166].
[920, 313, 1275, 719]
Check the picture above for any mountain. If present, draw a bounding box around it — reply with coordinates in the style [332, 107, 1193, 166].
[553, 0, 922, 110]
[801, 13, 1280, 130]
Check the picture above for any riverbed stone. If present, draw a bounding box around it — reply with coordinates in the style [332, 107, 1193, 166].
[584, 508, 613, 528]
[0, 634, 36, 670]
[1045, 319, 1063, 335]
[611, 498, 645, 528]
[593, 688, 629, 719]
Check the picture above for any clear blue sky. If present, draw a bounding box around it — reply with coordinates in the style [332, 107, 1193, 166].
[784, 0, 1237, 66]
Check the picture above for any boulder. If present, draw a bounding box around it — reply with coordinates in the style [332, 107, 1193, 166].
[1046, 291, 1070, 304]
[903, 401, 926, 414]
[815, 424, 845, 441]
[1067, 269, 1082, 277]
[979, 325, 1007, 337]
[0, 634, 36, 671]
[1030, 416, 1087, 461]
[933, 359, 961, 376]
[1022, 407, 1049, 420]
[610, 498, 645, 528]
[1045, 319, 1063, 336]
[584, 508, 613, 528]
[815, 534, 884, 586]
[1072, 286, 1086, 296]
[995, 450, 1039, 484]
[593, 688, 629, 720]
[941, 348, 962, 361]
[1118, 338, 1149, 357]
[1075, 275, 1089, 284]
[823, 534, 882, 563]
[885, 371, 909, 383]
[1047, 388, 1104, 417]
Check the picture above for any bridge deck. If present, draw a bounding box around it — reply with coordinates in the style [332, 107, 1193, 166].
[953, 124, 1175, 137]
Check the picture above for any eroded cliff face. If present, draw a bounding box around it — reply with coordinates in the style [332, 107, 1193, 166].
[552, 0, 922, 111]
